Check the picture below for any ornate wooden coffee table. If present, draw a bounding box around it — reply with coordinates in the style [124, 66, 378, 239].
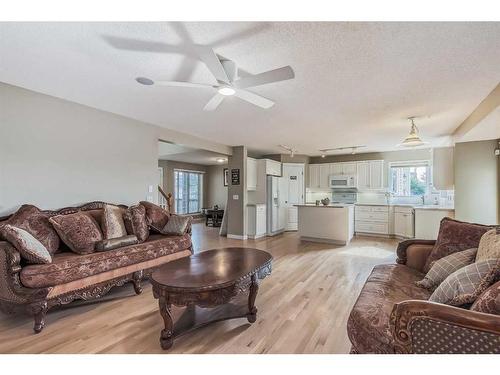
[151, 247, 272, 350]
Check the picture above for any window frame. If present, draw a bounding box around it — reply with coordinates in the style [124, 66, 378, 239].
[173, 169, 204, 214]
[388, 160, 431, 198]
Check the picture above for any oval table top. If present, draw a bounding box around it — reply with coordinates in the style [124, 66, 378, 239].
[151, 248, 272, 292]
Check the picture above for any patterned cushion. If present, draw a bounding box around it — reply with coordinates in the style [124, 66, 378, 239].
[158, 215, 192, 236]
[429, 259, 500, 306]
[140, 201, 170, 232]
[416, 248, 477, 290]
[95, 235, 138, 252]
[49, 212, 103, 255]
[476, 228, 500, 262]
[347, 264, 431, 353]
[424, 218, 497, 273]
[0, 225, 52, 264]
[123, 204, 149, 243]
[20, 234, 192, 288]
[0, 204, 60, 254]
[470, 281, 500, 315]
[101, 204, 127, 239]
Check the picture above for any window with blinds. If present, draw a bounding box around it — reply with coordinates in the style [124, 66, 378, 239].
[174, 170, 203, 214]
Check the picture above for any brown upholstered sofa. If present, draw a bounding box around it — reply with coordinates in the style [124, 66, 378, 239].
[347, 219, 500, 354]
[0, 201, 193, 333]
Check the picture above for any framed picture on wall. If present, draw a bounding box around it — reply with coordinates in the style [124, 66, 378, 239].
[223, 168, 229, 186]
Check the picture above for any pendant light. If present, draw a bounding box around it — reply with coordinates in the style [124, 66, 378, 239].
[399, 117, 427, 147]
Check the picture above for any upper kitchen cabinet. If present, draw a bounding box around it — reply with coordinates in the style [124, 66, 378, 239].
[264, 159, 282, 176]
[330, 162, 357, 175]
[356, 160, 384, 190]
[308, 164, 320, 188]
[433, 147, 454, 190]
[247, 157, 258, 191]
[319, 164, 331, 189]
[330, 163, 342, 175]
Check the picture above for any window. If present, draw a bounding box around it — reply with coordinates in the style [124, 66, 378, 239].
[389, 161, 430, 197]
[174, 170, 203, 214]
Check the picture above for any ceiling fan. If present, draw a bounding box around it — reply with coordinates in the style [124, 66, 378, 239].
[135, 45, 295, 111]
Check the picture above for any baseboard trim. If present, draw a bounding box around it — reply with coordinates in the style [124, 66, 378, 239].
[227, 234, 248, 240]
[247, 233, 266, 239]
[300, 236, 347, 245]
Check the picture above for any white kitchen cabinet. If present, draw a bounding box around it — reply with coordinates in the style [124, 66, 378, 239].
[393, 206, 414, 238]
[308, 164, 320, 188]
[319, 164, 331, 189]
[247, 157, 257, 191]
[356, 160, 384, 190]
[330, 163, 343, 175]
[356, 162, 370, 190]
[342, 162, 357, 175]
[355, 205, 390, 235]
[247, 204, 267, 239]
[264, 159, 281, 176]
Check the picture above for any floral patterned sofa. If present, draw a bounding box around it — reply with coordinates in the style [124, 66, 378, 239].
[0, 201, 193, 333]
[347, 218, 500, 354]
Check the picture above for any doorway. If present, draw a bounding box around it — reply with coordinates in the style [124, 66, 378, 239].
[280, 163, 305, 231]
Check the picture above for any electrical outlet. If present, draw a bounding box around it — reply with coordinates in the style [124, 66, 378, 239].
[233, 195, 239, 200]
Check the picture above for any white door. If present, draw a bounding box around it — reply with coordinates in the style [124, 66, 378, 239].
[282, 163, 305, 231]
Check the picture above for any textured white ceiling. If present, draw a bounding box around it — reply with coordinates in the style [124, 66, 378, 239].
[1, 22, 499, 155]
[158, 141, 227, 165]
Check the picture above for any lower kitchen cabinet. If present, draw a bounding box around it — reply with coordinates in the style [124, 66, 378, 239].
[415, 208, 455, 240]
[355, 205, 389, 235]
[247, 204, 267, 239]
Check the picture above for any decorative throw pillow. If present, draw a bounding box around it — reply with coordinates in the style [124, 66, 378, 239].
[429, 259, 499, 306]
[95, 235, 138, 252]
[416, 248, 478, 290]
[470, 281, 500, 315]
[423, 217, 496, 273]
[0, 225, 52, 264]
[476, 228, 500, 262]
[123, 204, 149, 243]
[101, 204, 127, 239]
[158, 215, 192, 236]
[140, 201, 170, 232]
[0, 204, 60, 254]
[49, 212, 103, 254]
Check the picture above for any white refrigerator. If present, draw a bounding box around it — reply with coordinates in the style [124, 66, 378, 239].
[266, 175, 286, 236]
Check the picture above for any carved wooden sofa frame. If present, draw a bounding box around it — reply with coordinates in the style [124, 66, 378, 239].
[390, 239, 500, 354]
[0, 201, 192, 334]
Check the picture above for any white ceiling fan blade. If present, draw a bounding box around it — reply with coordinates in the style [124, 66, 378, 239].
[234, 89, 274, 109]
[203, 93, 225, 111]
[154, 81, 213, 89]
[233, 66, 294, 89]
[196, 45, 230, 84]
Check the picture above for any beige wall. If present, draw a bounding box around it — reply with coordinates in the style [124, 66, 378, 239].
[227, 146, 247, 237]
[157, 160, 209, 212]
[0, 83, 229, 215]
[206, 165, 228, 209]
[454, 140, 499, 225]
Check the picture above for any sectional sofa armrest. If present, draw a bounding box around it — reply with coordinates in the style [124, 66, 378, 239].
[390, 300, 500, 354]
[396, 239, 435, 273]
[0, 241, 49, 311]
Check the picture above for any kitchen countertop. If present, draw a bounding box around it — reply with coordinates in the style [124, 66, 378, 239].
[354, 203, 454, 210]
[296, 204, 354, 208]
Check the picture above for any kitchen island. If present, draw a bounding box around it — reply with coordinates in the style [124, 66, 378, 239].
[295, 204, 355, 245]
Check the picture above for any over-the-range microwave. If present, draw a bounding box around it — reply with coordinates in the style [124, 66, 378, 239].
[329, 175, 357, 189]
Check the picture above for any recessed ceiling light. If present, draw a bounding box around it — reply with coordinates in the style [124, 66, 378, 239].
[218, 87, 236, 96]
[216, 158, 227, 163]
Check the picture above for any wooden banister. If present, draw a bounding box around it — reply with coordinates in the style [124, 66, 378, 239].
[158, 185, 173, 212]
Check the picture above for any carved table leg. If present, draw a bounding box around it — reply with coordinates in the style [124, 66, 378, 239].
[28, 300, 48, 334]
[132, 271, 143, 295]
[247, 273, 259, 323]
[158, 296, 174, 350]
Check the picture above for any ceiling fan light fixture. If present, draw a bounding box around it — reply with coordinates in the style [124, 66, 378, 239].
[136, 77, 154, 86]
[218, 87, 236, 96]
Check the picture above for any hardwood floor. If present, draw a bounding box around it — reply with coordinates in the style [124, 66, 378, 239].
[0, 223, 398, 354]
